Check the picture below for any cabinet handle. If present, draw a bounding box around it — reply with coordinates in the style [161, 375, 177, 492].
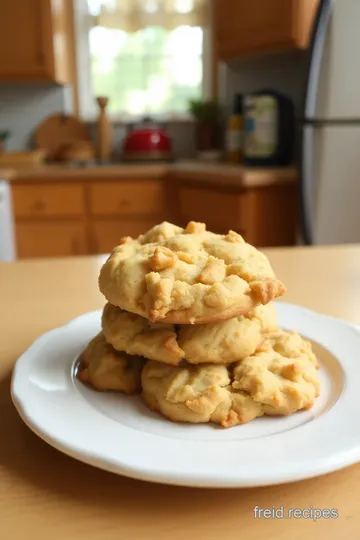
[32, 198, 47, 212]
[118, 198, 130, 208]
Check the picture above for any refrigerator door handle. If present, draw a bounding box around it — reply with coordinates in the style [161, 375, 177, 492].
[300, 128, 315, 245]
[303, 0, 334, 120]
[300, 0, 333, 245]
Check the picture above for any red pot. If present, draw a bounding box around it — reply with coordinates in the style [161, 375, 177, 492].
[122, 119, 172, 161]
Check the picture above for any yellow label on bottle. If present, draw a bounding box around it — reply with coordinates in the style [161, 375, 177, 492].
[244, 96, 278, 158]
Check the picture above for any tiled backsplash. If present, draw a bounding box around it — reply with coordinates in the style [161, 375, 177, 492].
[0, 84, 73, 151]
[219, 50, 309, 159]
[0, 51, 308, 160]
[88, 121, 197, 161]
[220, 50, 309, 116]
[0, 83, 197, 159]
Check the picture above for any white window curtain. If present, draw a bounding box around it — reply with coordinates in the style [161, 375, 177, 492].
[92, 0, 210, 32]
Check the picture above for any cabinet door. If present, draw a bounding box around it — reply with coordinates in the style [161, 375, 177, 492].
[214, 0, 318, 60]
[178, 186, 245, 234]
[92, 219, 162, 254]
[0, 0, 53, 79]
[177, 185, 246, 235]
[15, 221, 87, 258]
[12, 184, 85, 219]
[89, 181, 164, 217]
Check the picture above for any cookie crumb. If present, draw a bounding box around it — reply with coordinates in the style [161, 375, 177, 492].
[185, 221, 206, 234]
[198, 257, 226, 285]
[250, 279, 286, 304]
[149, 246, 178, 271]
[225, 230, 243, 243]
[119, 236, 132, 245]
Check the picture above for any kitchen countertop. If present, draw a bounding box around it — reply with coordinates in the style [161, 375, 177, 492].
[0, 161, 297, 188]
[0, 244, 359, 539]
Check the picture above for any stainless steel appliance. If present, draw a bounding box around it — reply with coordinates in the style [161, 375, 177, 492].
[301, 0, 360, 244]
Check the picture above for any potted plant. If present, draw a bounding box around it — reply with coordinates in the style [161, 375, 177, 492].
[188, 99, 222, 154]
[0, 130, 10, 153]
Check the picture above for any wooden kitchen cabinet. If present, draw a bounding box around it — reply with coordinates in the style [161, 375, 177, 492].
[15, 221, 87, 258]
[178, 186, 246, 235]
[214, 0, 318, 61]
[12, 178, 167, 259]
[12, 184, 84, 218]
[89, 181, 165, 217]
[173, 180, 296, 247]
[0, 0, 73, 82]
[11, 168, 297, 259]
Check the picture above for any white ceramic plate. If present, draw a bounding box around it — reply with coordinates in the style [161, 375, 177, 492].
[11, 302, 360, 488]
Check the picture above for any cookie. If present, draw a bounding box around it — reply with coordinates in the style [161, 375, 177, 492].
[178, 302, 277, 365]
[101, 302, 184, 366]
[77, 332, 144, 394]
[102, 302, 277, 366]
[141, 361, 233, 425]
[141, 330, 320, 427]
[231, 329, 320, 422]
[98, 221, 286, 324]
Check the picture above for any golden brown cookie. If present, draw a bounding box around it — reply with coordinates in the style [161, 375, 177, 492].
[77, 332, 144, 393]
[98, 221, 286, 324]
[141, 361, 233, 424]
[178, 303, 277, 364]
[230, 330, 320, 423]
[102, 302, 277, 366]
[101, 303, 184, 366]
[141, 330, 320, 428]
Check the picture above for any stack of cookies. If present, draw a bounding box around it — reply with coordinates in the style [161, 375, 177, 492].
[78, 221, 320, 428]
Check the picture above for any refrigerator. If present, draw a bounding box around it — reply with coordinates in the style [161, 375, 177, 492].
[300, 0, 360, 245]
[0, 181, 16, 262]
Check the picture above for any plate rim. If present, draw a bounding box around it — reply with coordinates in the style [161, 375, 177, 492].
[10, 302, 360, 488]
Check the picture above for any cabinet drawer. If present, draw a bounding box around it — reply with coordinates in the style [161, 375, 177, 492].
[89, 181, 164, 216]
[12, 184, 85, 218]
[178, 186, 245, 232]
[15, 221, 87, 258]
[92, 218, 162, 254]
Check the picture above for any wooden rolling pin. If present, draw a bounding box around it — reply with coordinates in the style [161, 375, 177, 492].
[96, 96, 111, 163]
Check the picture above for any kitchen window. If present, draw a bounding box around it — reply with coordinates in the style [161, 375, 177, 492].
[75, 0, 211, 120]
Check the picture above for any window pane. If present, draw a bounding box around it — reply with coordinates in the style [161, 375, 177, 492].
[142, 26, 169, 55]
[92, 57, 146, 115]
[170, 56, 202, 113]
[145, 56, 202, 113]
[170, 52, 202, 86]
[89, 27, 126, 59]
[118, 30, 146, 56]
[89, 25, 203, 115]
[143, 57, 172, 113]
[165, 26, 203, 57]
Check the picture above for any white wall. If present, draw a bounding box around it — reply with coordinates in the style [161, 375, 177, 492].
[221, 50, 308, 115]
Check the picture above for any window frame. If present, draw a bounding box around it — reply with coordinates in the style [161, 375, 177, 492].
[74, 0, 213, 122]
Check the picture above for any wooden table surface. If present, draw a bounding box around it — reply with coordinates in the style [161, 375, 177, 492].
[1, 244, 360, 539]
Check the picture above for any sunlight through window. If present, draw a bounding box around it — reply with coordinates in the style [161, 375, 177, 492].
[86, 0, 204, 117]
